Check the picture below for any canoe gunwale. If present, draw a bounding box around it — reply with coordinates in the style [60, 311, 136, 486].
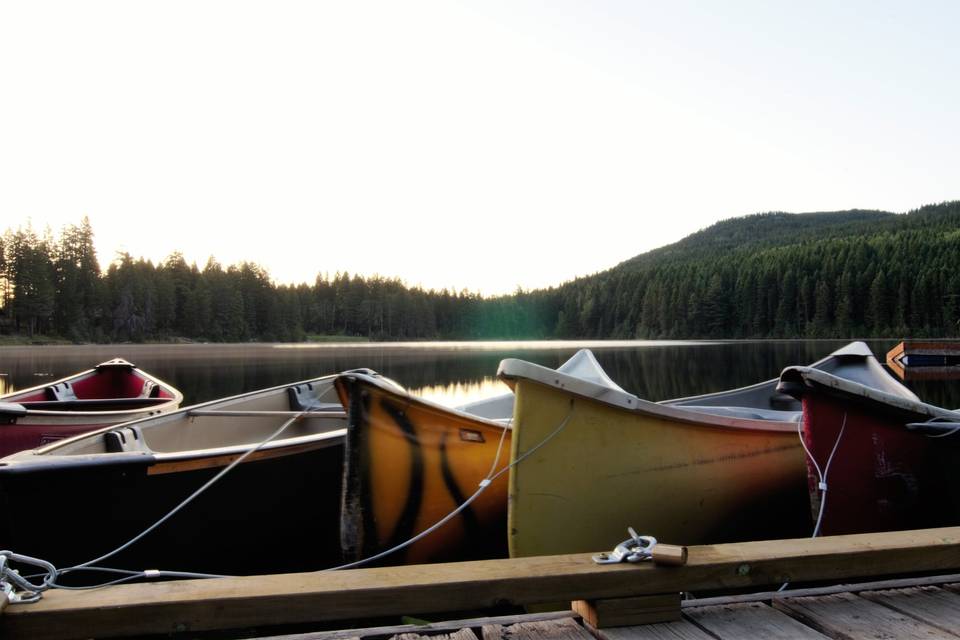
[0, 429, 346, 476]
[498, 359, 801, 433]
[779, 366, 960, 422]
[14, 401, 179, 420]
[662, 341, 873, 407]
[0, 450, 154, 474]
[335, 371, 513, 429]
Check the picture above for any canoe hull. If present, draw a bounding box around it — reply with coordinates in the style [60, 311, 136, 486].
[0, 440, 345, 578]
[800, 393, 960, 536]
[337, 375, 510, 565]
[508, 379, 811, 558]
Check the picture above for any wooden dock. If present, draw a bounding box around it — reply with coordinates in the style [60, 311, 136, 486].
[886, 340, 960, 380]
[251, 575, 960, 640]
[4, 527, 960, 639]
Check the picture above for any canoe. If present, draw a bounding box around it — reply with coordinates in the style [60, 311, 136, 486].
[0, 371, 357, 579]
[885, 340, 960, 381]
[333, 350, 622, 565]
[777, 361, 960, 536]
[0, 358, 183, 458]
[496, 342, 882, 559]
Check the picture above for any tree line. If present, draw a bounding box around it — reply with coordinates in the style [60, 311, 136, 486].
[551, 202, 960, 339]
[0, 218, 553, 342]
[1, 202, 958, 343]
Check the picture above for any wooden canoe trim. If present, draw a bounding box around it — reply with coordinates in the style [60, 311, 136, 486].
[573, 594, 681, 628]
[147, 439, 341, 475]
[887, 341, 960, 361]
[886, 341, 907, 365]
[886, 340, 960, 381]
[5, 527, 960, 640]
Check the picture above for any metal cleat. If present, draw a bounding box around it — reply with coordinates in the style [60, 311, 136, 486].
[592, 527, 657, 564]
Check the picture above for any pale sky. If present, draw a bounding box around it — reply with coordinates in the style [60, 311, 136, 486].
[1, 1, 957, 295]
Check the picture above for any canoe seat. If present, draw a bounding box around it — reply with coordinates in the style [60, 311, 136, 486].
[682, 405, 803, 422]
[288, 383, 341, 412]
[46, 381, 78, 402]
[104, 425, 153, 453]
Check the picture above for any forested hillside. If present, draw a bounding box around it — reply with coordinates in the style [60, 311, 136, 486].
[1, 202, 958, 343]
[553, 202, 960, 339]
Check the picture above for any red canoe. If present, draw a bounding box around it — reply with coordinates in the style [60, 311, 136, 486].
[0, 358, 182, 458]
[777, 345, 960, 536]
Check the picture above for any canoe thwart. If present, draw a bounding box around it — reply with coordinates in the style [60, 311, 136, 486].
[186, 409, 346, 418]
[573, 594, 682, 628]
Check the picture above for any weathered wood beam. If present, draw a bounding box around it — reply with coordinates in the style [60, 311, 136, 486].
[3, 527, 960, 640]
[573, 594, 681, 628]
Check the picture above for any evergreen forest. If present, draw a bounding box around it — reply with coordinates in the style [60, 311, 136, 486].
[1, 201, 958, 343]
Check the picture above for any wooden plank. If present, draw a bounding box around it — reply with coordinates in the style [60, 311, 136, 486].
[860, 586, 960, 637]
[573, 595, 680, 628]
[258, 611, 580, 640]
[774, 592, 957, 639]
[684, 602, 828, 639]
[482, 618, 593, 640]
[5, 526, 960, 640]
[595, 621, 715, 640]
[394, 629, 478, 640]
[683, 572, 960, 608]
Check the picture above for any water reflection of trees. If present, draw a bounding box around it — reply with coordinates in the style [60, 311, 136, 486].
[2, 341, 959, 409]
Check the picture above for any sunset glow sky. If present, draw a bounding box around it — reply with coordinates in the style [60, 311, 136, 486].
[1, 1, 957, 295]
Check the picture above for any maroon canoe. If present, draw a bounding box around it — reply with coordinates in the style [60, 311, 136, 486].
[777, 343, 960, 536]
[0, 358, 182, 457]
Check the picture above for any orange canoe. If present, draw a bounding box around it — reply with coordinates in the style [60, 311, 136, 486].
[334, 372, 511, 565]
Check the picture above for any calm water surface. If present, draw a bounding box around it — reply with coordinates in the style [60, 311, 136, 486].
[2, 339, 958, 408]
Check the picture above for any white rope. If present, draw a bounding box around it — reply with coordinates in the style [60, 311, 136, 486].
[2, 408, 312, 602]
[4, 398, 574, 600]
[811, 412, 847, 538]
[779, 411, 847, 592]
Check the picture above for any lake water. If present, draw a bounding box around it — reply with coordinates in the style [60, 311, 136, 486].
[2, 339, 958, 408]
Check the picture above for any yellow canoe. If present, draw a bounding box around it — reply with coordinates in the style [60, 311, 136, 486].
[334, 372, 512, 565]
[332, 351, 622, 565]
[498, 352, 823, 558]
